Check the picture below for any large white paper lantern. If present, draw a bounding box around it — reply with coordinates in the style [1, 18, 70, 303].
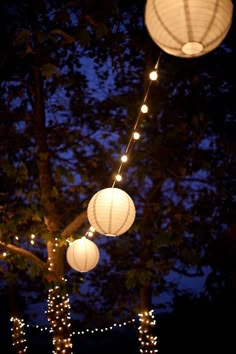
[66, 237, 99, 272]
[87, 187, 136, 236]
[145, 0, 233, 58]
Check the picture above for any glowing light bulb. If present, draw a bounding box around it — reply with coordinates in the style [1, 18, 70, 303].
[149, 70, 158, 81]
[115, 174, 122, 181]
[121, 154, 128, 162]
[141, 104, 148, 113]
[133, 132, 140, 140]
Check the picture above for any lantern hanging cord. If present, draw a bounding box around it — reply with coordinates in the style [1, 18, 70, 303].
[111, 53, 162, 188]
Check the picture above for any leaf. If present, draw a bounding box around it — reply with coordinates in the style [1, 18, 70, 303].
[40, 63, 58, 80]
[125, 269, 138, 289]
[94, 23, 108, 39]
[36, 31, 48, 44]
[51, 186, 59, 198]
[14, 29, 30, 47]
[32, 213, 42, 222]
[76, 28, 91, 47]
[49, 29, 74, 45]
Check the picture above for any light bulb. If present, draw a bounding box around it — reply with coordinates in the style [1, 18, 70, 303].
[133, 131, 140, 140]
[149, 70, 158, 81]
[141, 104, 148, 113]
[121, 154, 128, 162]
[115, 174, 122, 181]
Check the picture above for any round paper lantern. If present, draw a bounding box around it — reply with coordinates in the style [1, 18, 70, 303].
[87, 187, 136, 236]
[145, 0, 233, 58]
[66, 237, 99, 272]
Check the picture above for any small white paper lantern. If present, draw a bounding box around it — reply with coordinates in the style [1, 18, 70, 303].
[87, 187, 136, 236]
[145, 0, 233, 58]
[66, 237, 99, 272]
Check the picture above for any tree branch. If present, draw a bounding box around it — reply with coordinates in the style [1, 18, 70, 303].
[61, 210, 87, 238]
[0, 241, 47, 270]
[0, 112, 32, 122]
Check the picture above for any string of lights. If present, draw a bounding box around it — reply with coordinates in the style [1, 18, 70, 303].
[138, 310, 158, 353]
[111, 55, 161, 188]
[10, 317, 28, 354]
[83, 55, 161, 240]
[47, 278, 73, 353]
[11, 310, 155, 336]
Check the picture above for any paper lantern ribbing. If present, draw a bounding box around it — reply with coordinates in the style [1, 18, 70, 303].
[87, 187, 136, 236]
[145, 0, 233, 58]
[66, 237, 99, 272]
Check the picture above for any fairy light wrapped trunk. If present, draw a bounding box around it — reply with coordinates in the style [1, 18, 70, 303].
[10, 317, 28, 354]
[138, 310, 157, 354]
[47, 280, 73, 353]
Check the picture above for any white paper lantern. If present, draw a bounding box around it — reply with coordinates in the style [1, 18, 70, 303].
[145, 0, 233, 58]
[87, 187, 136, 236]
[66, 237, 99, 272]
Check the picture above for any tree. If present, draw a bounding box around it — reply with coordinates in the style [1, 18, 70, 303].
[0, 0, 134, 352]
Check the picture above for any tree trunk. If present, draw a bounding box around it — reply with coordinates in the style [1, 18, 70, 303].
[33, 66, 73, 353]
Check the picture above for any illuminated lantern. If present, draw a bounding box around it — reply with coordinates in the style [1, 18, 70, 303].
[66, 237, 99, 272]
[145, 0, 233, 58]
[87, 187, 136, 236]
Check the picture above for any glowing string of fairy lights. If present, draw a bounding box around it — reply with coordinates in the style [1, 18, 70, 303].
[111, 56, 160, 188]
[23, 317, 137, 334]
[81, 55, 161, 240]
[138, 310, 158, 353]
[10, 304, 157, 353]
[47, 278, 73, 354]
[10, 317, 28, 353]
[13, 310, 156, 337]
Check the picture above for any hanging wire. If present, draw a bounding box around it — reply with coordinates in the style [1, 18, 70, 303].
[111, 53, 162, 188]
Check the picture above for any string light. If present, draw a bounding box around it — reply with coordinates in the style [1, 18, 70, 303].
[10, 311, 157, 353]
[149, 70, 158, 81]
[10, 317, 28, 353]
[121, 154, 128, 162]
[47, 278, 73, 353]
[111, 55, 161, 188]
[141, 104, 149, 113]
[30, 233, 35, 245]
[138, 310, 157, 353]
[115, 174, 122, 181]
[133, 131, 140, 140]
[22, 316, 139, 336]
